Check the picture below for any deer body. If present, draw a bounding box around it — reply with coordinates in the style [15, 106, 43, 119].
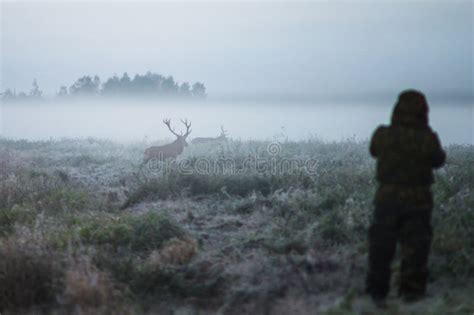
[143, 119, 192, 163]
[191, 126, 228, 145]
[143, 139, 185, 162]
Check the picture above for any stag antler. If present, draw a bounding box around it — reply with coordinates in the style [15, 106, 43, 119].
[163, 119, 180, 137]
[181, 119, 192, 137]
[220, 125, 228, 136]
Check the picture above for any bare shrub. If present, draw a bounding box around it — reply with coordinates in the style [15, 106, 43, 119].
[60, 256, 120, 309]
[0, 240, 62, 312]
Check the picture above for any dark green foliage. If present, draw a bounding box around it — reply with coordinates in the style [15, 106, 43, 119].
[318, 210, 351, 245]
[0, 206, 36, 237]
[40, 189, 89, 214]
[78, 220, 134, 248]
[129, 264, 175, 297]
[129, 213, 185, 252]
[77, 212, 185, 253]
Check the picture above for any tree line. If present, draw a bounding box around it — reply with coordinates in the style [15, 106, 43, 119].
[1, 72, 206, 102]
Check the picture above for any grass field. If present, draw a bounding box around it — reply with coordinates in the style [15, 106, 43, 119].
[0, 137, 473, 314]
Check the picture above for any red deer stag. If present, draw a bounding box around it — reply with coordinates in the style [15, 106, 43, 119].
[191, 126, 228, 145]
[143, 119, 192, 163]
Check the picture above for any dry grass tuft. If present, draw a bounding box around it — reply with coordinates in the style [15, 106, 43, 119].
[0, 239, 62, 312]
[147, 237, 198, 266]
[61, 256, 120, 309]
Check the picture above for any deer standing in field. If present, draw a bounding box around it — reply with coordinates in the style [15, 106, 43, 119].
[191, 126, 228, 145]
[143, 119, 192, 163]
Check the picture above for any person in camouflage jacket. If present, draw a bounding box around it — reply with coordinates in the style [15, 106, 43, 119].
[366, 90, 446, 306]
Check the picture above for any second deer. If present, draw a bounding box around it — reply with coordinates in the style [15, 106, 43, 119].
[191, 126, 228, 145]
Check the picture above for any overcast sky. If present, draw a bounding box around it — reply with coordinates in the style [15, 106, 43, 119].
[1, 1, 472, 100]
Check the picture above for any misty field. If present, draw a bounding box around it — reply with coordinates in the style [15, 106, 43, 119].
[0, 137, 473, 314]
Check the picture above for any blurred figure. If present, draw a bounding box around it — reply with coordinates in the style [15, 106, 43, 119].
[366, 90, 446, 307]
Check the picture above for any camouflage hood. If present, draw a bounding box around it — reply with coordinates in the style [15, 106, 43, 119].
[391, 90, 429, 129]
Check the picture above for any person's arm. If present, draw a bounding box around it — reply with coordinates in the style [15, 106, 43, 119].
[369, 126, 385, 158]
[431, 132, 446, 168]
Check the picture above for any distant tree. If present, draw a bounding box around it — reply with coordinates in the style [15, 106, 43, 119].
[17, 92, 28, 100]
[179, 82, 192, 97]
[29, 79, 42, 99]
[50, 71, 207, 100]
[93, 75, 100, 90]
[1, 89, 16, 101]
[131, 73, 157, 94]
[101, 75, 121, 95]
[161, 76, 179, 95]
[144, 72, 164, 94]
[70, 75, 101, 95]
[120, 72, 131, 92]
[191, 82, 207, 98]
[58, 86, 68, 97]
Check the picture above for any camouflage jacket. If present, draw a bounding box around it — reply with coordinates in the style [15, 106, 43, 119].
[370, 125, 446, 207]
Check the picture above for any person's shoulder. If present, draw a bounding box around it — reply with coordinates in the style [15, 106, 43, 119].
[421, 126, 441, 142]
[372, 125, 390, 138]
[374, 125, 389, 133]
[426, 126, 439, 137]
